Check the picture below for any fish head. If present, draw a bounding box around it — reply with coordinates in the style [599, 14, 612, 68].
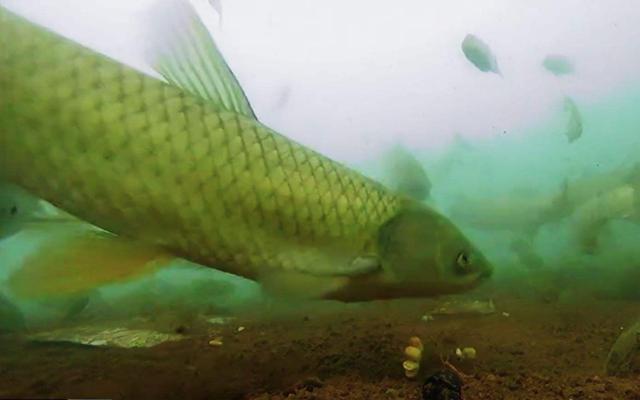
[329, 205, 492, 301]
[383, 205, 492, 293]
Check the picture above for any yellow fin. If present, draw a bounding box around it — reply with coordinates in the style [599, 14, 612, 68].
[8, 232, 172, 299]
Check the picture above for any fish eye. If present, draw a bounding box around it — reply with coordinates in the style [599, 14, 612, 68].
[10, 206, 17, 215]
[456, 251, 472, 272]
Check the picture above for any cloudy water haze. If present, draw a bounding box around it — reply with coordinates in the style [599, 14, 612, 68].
[2, 1, 640, 398]
[3, 0, 640, 162]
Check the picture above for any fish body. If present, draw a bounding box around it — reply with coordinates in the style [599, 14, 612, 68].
[461, 34, 500, 75]
[563, 97, 583, 143]
[0, 4, 491, 300]
[451, 164, 639, 237]
[570, 184, 638, 253]
[449, 193, 550, 233]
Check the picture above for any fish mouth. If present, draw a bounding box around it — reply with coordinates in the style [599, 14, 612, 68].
[479, 266, 493, 279]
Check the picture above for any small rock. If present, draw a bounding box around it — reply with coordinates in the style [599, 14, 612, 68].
[208, 337, 223, 346]
[421, 314, 434, 322]
[462, 347, 477, 359]
[301, 376, 324, 390]
[422, 370, 462, 400]
[384, 388, 399, 398]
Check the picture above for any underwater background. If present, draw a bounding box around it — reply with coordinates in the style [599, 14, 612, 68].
[1, 0, 640, 399]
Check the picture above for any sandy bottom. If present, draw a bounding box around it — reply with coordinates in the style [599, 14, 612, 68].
[1, 287, 640, 400]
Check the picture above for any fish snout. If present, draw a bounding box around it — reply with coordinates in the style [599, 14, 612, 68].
[479, 266, 493, 279]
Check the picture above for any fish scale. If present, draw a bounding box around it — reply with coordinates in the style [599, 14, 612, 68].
[0, 7, 404, 279]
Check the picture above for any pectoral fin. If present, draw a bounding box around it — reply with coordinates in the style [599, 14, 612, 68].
[9, 232, 172, 299]
[258, 271, 348, 300]
[347, 255, 381, 275]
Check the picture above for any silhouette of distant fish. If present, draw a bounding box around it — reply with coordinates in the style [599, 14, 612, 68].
[543, 55, 574, 76]
[461, 34, 501, 75]
[563, 97, 583, 143]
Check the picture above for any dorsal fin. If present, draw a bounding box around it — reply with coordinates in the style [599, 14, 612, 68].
[381, 144, 431, 201]
[148, 0, 256, 119]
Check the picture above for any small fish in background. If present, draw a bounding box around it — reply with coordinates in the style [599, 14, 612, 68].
[542, 54, 574, 76]
[448, 190, 550, 235]
[539, 163, 640, 225]
[428, 133, 475, 182]
[461, 34, 501, 75]
[382, 144, 432, 201]
[570, 184, 638, 254]
[510, 237, 545, 269]
[563, 96, 583, 143]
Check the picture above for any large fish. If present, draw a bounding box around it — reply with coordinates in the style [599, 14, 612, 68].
[0, 1, 492, 301]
